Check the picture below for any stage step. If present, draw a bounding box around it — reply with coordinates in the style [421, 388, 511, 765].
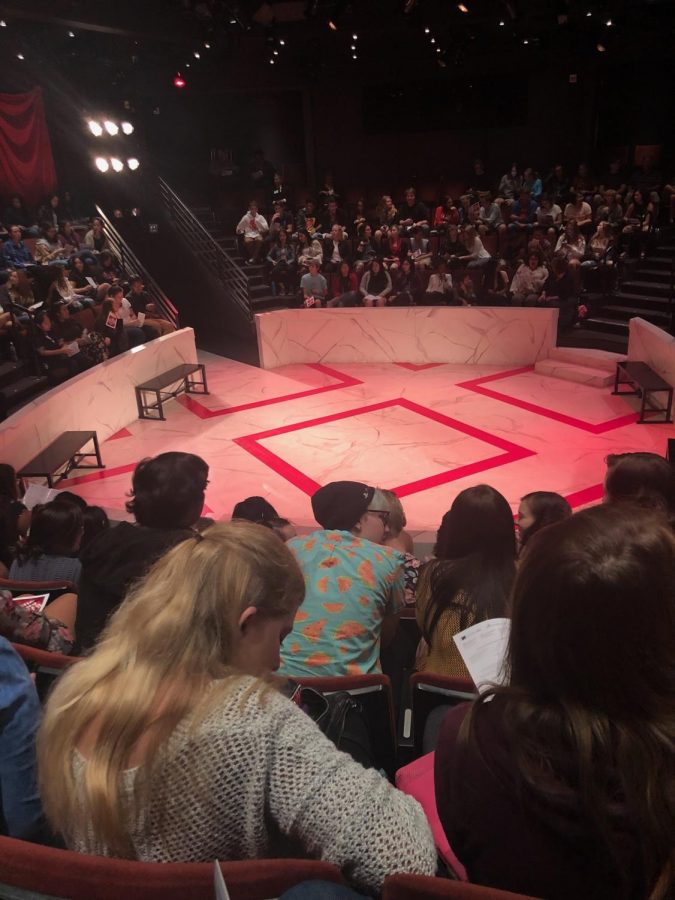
[584, 316, 630, 336]
[547, 346, 626, 373]
[534, 359, 615, 388]
[601, 304, 670, 325]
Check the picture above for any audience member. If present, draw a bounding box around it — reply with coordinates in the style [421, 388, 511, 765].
[83, 218, 110, 254]
[38, 521, 436, 891]
[300, 259, 328, 308]
[0, 463, 30, 571]
[279, 481, 405, 678]
[74, 452, 209, 653]
[266, 232, 296, 296]
[9, 500, 83, 585]
[80, 506, 110, 554]
[236, 201, 269, 264]
[510, 250, 548, 306]
[391, 257, 423, 306]
[127, 276, 176, 335]
[424, 259, 454, 305]
[34, 310, 89, 381]
[435, 504, 675, 900]
[0, 636, 44, 839]
[360, 258, 392, 307]
[327, 260, 360, 307]
[34, 225, 69, 266]
[416, 484, 516, 679]
[517, 490, 572, 550]
[322, 224, 351, 274]
[398, 188, 429, 235]
[295, 228, 323, 270]
[497, 164, 522, 201]
[382, 224, 408, 270]
[381, 489, 420, 607]
[3, 225, 35, 269]
[231, 495, 279, 524]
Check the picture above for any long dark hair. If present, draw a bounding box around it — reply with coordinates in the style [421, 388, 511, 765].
[16, 501, 83, 562]
[0, 464, 19, 501]
[126, 452, 209, 529]
[473, 504, 675, 899]
[421, 485, 517, 642]
[519, 491, 572, 548]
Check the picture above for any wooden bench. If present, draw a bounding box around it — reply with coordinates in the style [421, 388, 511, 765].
[18, 430, 105, 487]
[613, 361, 674, 424]
[135, 363, 209, 421]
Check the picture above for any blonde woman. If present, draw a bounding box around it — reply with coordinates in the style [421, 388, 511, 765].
[38, 521, 435, 893]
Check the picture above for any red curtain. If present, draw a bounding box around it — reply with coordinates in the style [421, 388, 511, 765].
[0, 87, 57, 208]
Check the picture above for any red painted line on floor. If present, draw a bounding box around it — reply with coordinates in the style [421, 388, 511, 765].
[177, 363, 363, 419]
[105, 427, 133, 441]
[564, 483, 605, 509]
[457, 367, 639, 434]
[234, 397, 536, 498]
[394, 362, 443, 371]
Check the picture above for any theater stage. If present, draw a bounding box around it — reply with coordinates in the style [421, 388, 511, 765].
[55, 350, 671, 540]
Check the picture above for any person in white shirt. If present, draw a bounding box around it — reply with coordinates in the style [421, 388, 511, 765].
[425, 259, 455, 305]
[235, 201, 269, 264]
[563, 193, 593, 231]
[477, 192, 501, 235]
[510, 251, 549, 306]
[535, 196, 563, 244]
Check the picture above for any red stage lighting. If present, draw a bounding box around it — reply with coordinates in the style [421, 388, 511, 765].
[173, 73, 186, 88]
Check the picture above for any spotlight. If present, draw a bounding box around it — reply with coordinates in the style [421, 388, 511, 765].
[279, 39, 285, 45]
[185, 62, 191, 67]
[68, 30, 75, 37]
[586, 10, 592, 15]
[88, 120, 103, 136]
[193, 51, 201, 58]
[16, 53, 24, 60]
[430, 37, 435, 43]
[350, 44, 356, 49]
[127, 158, 140, 170]
[328, 19, 337, 30]
[204, 41, 210, 48]
[523, 38, 529, 44]
[436, 47, 441, 52]
[173, 73, 186, 88]
[352, 53, 357, 59]
[269, 58, 275, 64]
[104, 120, 119, 136]
[110, 158, 124, 172]
[0, 20, 6, 27]
[424, 27, 430, 33]
[95, 157, 109, 173]
[121, 121, 134, 135]
[352, 33, 358, 39]
[605, 18, 612, 26]
[596, 42, 606, 51]
[458, 3, 469, 12]
[499, 20, 505, 25]
[273, 49, 279, 55]
[131, 208, 141, 217]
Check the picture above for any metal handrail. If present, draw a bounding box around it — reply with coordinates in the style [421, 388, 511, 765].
[95, 206, 179, 326]
[158, 176, 251, 322]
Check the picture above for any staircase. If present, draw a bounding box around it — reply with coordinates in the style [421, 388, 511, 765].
[159, 178, 288, 327]
[189, 205, 286, 314]
[0, 359, 49, 421]
[534, 346, 625, 388]
[583, 228, 675, 350]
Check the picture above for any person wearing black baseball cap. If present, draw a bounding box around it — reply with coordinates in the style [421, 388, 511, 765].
[279, 480, 406, 678]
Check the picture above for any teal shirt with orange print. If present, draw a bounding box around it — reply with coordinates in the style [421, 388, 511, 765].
[279, 529, 406, 678]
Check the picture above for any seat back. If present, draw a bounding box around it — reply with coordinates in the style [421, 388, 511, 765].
[293, 673, 397, 773]
[410, 672, 477, 754]
[0, 835, 344, 900]
[11, 642, 82, 702]
[383, 873, 539, 899]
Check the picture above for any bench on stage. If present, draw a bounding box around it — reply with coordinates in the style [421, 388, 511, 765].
[613, 360, 674, 424]
[18, 431, 104, 487]
[135, 363, 209, 421]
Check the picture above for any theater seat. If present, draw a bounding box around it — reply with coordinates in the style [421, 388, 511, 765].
[11, 641, 82, 701]
[383, 873, 539, 899]
[408, 672, 477, 754]
[292, 673, 397, 774]
[0, 836, 345, 900]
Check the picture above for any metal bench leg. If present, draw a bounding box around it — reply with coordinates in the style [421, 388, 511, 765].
[92, 432, 104, 468]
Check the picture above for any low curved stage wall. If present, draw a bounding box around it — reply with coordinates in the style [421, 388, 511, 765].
[1, 328, 198, 470]
[255, 307, 558, 369]
[628, 317, 675, 388]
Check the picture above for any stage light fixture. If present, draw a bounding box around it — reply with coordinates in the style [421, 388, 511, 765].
[499, 20, 505, 25]
[273, 49, 279, 55]
[204, 41, 211, 48]
[424, 27, 430, 33]
[458, 3, 469, 12]
[350, 43, 356, 49]
[605, 18, 612, 25]
[430, 37, 435, 43]
[523, 38, 529, 44]
[436, 47, 441, 52]
[17, 53, 24, 60]
[352, 53, 357, 59]
[0, 20, 6, 27]
[352, 33, 358, 39]
[127, 157, 140, 170]
[110, 157, 124, 172]
[88, 120, 103, 136]
[104, 120, 119, 136]
[173, 72, 186, 88]
[95, 157, 109, 172]
[269, 58, 275, 64]
[194, 51, 201, 58]
[328, 19, 337, 30]
[279, 39, 285, 45]
[68, 30, 75, 37]
[596, 42, 606, 51]
[121, 121, 134, 135]
[586, 10, 592, 16]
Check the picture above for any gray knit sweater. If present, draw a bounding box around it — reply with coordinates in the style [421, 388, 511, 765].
[70, 679, 436, 893]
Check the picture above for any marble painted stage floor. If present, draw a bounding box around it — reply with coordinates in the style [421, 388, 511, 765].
[57, 350, 674, 539]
